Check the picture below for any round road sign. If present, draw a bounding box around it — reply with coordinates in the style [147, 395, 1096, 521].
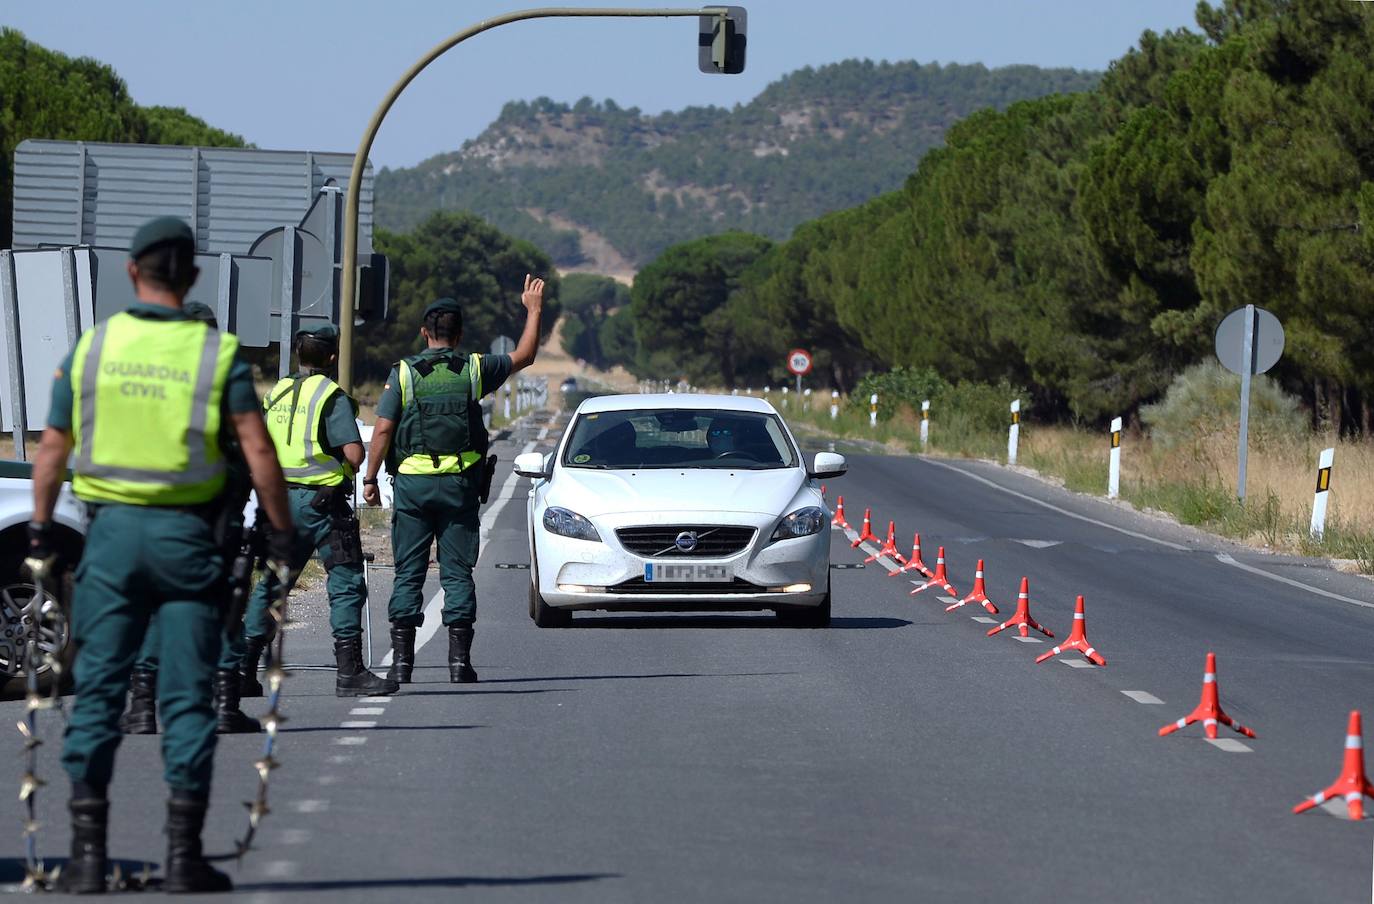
[1215, 305, 1284, 376]
[787, 348, 813, 376]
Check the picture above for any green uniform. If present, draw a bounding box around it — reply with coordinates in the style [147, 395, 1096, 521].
[49, 304, 258, 796]
[241, 372, 365, 645]
[376, 348, 511, 626]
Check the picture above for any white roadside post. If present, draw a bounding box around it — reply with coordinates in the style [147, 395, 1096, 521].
[1310, 447, 1335, 540]
[503, 384, 511, 420]
[1007, 399, 1021, 465]
[781, 386, 789, 409]
[869, 393, 878, 429]
[920, 400, 930, 450]
[830, 390, 839, 420]
[1108, 416, 1123, 499]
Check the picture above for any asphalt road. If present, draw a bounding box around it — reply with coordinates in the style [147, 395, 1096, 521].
[3, 411, 1374, 901]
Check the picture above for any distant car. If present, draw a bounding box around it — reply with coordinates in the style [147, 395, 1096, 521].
[515, 393, 846, 627]
[559, 377, 578, 393]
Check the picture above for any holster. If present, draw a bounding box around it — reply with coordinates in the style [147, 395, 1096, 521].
[478, 454, 498, 505]
[319, 485, 363, 569]
[223, 520, 264, 633]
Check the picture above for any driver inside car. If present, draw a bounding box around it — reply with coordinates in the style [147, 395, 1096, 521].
[706, 418, 743, 458]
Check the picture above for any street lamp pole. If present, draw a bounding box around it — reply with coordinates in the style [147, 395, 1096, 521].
[339, 6, 732, 393]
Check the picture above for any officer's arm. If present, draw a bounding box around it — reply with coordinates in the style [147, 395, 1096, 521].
[364, 418, 396, 483]
[30, 427, 73, 525]
[509, 274, 545, 373]
[341, 441, 365, 474]
[230, 411, 292, 533]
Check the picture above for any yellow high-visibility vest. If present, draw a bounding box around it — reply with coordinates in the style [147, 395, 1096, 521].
[394, 352, 484, 476]
[70, 312, 237, 506]
[263, 373, 354, 486]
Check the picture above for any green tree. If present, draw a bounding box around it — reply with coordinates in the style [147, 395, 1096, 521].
[559, 273, 629, 367]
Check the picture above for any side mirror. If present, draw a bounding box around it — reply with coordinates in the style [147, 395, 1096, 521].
[809, 452, 847, 479]
[514, 451, 550, 480]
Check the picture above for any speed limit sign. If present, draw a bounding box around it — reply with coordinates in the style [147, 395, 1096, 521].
[787, 348, 813, 376]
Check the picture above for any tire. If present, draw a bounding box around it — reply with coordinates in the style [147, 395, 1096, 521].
[529, 560, 571, 628]
[0, 548, 77, 699]
[776, 581, 832, 629]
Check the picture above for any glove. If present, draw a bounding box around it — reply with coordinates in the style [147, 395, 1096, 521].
[265, 525, 294, 575]
[23, 522, 57, 583]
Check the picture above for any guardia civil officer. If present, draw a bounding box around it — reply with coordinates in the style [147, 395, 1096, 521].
[237, 323, 398, 696]
[117, 301, 264, 736]
[362, 276, 545, 683]
[25, 217, 294, 894]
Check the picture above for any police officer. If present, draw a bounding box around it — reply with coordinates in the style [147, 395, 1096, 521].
[362, 276, 545, 683]
[117, 301, 263, 736]
[237, 323, 398, 696]
[24, 217, 294, 894]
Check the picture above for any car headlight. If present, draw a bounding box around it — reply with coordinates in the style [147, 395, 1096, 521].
[542, 506, 601, 542]
[771, 506, 827, 541]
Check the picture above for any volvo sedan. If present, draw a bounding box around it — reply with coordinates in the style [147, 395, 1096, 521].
[514, 394, 846, 627]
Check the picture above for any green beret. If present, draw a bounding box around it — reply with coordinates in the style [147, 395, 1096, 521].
[130, 216, 194, 260]
[295, 323, 339, 343]
[181, 302, 218, 327]
[422, 297, 463, 320]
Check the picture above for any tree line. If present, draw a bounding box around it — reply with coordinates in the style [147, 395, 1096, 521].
[604, 0, 1374, 433]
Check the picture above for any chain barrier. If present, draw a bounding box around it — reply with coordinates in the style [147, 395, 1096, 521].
[15, 568, 66, 892]
[234, 561, 291, 860]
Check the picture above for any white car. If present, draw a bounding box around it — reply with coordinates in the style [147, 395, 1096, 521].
[515, 394, 846, 627]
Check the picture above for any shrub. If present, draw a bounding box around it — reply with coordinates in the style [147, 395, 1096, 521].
[1140, 361, 1306, 450]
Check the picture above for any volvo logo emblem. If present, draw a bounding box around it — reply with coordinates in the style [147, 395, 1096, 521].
[675, 531, 699, 552]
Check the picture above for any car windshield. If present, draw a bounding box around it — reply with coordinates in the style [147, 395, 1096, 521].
[562, 408, 797, 470]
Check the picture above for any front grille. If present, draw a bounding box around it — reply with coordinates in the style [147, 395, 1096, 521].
[616, 525, 757, 558]
[608, 578, 766, 595]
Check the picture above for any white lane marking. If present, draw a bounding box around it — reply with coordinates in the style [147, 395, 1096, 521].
[537, 426, 549, 440]
[1205, 738, 1252, 753]
[1215, 553, 1374, 611]
[937, 596, 959, 604]
[316, 775, 341, 786]
[1121, 690, 1164, 704]
[1014, 539, 1062, 549]
[1060, 659, 1096, 669]
[1318, 798, 1365, 820]
[277, 829, 312, 845]
[261, 861, 299, 878]
[384, 440, 539, 665]
[971, 616, 999, 624]
[326, 754, 355, 764]
[291, 800, 330, 813]
[334, 736, 367, 746]
[924, 458, 1190, 551]
[349, 707, 385, 716]
[1012, 636, 1044, 644]
[358, 696, 391, 703]
[340, 720, 377, 729]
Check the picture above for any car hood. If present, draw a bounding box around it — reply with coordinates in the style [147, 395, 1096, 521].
[549, 467, 805, 517]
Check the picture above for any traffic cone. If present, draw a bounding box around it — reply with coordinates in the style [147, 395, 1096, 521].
[909, 547, 959, 598]
[890, 533, 935, 580]
[1034, 595, 1106, 666]
[1294, 711, 1374, 820]
[1158, 652, 1255, 740]
[987, 577, 1053, 638]
[865, 521, 906, 565]
[851, 508, 878, 548]
[833, 496, 850, 530]
[946, 560, 999, 614]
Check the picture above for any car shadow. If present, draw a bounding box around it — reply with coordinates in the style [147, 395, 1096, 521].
[566, 614, 911, 630]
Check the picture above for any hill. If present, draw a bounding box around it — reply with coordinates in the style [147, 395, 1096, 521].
[373, 59, 1100, 271]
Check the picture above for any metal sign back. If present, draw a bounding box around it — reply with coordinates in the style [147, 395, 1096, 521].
[1215, 305, 1284, 376]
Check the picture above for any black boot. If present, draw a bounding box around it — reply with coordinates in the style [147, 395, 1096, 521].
[214, 669, 261, 734]
[447, 624, 477, 684]
[386, 625, 415, 684]
[54, 797, 107, 894]
[239, 637, 267, 698]
[164, 797, 232, 893]
[118, 666, 158, 735]
[335, 638, 400, 697]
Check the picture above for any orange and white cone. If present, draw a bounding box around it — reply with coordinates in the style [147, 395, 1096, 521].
[1158, 652, 1254, 740]
[851, 508, 878, 548]
[833, 496, 850, 530]
[1034, 595, 1106, 666]
[865, 521, 906, 565]
[890, 533, 935, 580]
[909, 547, 959, 598]
[987, 577, 1053, 638]
[1294, 711, 1374, 820]
[946, 560, 999, 614]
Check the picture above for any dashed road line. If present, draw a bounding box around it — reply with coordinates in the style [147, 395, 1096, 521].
[326, 754, 354, 764]
[971, 616, 999, 624]
[334, 736, 367, 746]
[1012, 636, 1043, 644]
[1014, 539, 1062, 549]
[1205, 738, 1252, 753]
[358, 696, 391, 703]
[277, 829, 312, 845]
[1060, 659, 1097, 669]
[291, 799, 330, 813]
[260, 861, 299, 878]
[340, 720, 377, 729]
[349, 707, 385, 716]
[1121, 690, 1164, 704]
[316, 775, 341, 786]
[1317, 799, 1367, 820]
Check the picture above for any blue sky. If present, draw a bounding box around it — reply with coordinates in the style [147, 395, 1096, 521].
[4, 1, 1204, 170]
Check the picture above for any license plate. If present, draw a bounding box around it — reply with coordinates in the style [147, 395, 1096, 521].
[644, 562, 732, 583]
